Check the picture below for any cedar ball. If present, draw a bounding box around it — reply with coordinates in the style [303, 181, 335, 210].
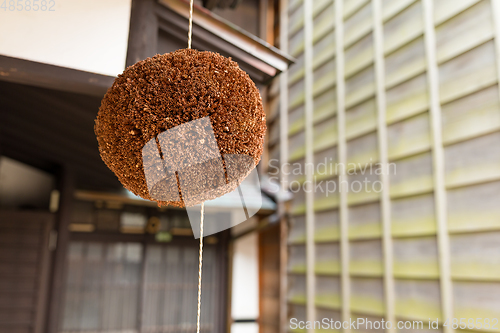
[95, 49, 266, 207]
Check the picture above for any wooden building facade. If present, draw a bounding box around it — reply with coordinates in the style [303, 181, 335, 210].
[0, 1, 291, 332]
[266, 0, 500, 332]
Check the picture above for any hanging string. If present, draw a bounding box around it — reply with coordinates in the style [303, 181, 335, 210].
[188, 0, 194, 49]
[187, 2, 202, 331]
[197, 202, 204, 333]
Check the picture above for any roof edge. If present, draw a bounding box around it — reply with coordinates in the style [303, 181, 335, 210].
[158, 0, 295, 73]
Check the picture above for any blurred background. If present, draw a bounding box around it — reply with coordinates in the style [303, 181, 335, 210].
[1, 0, 500, 333]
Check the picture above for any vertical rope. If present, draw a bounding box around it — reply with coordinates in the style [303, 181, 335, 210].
[187, 1, 201, 330]
[188, 0, 194, 49]
[197, 202, 204, 333]
[187, 1, 201, 328]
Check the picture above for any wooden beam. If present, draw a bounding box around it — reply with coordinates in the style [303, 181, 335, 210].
[156, 9, 274, 83]
[0, 55, 114, 97]
[230, 219, 277, 241]
[422, 1, 454, 331]
[74, 190, 167, 208]
[372, 0, 396, 331]
[70, 231, 147, 243]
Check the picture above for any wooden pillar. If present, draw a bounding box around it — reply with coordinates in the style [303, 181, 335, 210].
[491, 0, 500, 99]
[335, 0, 351, 331]
[279, 0, 289, 332]
[303, 0, 316, 331]
[372, 0, 396, 331]
[217, 230, 231, 333]
[45, 167, 74, 333]
[259, 0, 275, 45]
[422, 1, 454, 331]
[126, 0, 158, 67]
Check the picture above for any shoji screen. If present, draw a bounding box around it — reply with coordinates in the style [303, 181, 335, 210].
[60, 242, 221, 333]
[61, 242, 143, 332]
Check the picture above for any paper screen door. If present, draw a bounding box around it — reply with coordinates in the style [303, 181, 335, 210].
[60, 241, 222, 333]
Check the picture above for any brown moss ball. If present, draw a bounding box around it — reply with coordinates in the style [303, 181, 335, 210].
[95, 49, 266, 207]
